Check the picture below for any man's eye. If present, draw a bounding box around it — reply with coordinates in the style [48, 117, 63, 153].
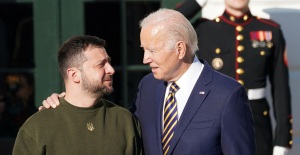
[98, 63, 105, 68]
[146, 49, 155, 53]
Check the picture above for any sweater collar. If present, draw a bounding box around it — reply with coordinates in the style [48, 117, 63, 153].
[60, 97, 104, 113]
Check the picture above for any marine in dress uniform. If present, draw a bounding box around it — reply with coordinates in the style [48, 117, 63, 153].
[176, 0, 293, 155]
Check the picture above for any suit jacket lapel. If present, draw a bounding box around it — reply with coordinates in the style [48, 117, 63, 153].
[155, 81, 167, 154]
[168, 61, 213, 154]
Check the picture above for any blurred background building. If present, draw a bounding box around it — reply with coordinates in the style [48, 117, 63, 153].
[0, 0, 299, 154]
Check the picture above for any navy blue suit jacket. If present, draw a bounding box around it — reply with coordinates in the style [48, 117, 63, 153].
[131, 60, 256, 155]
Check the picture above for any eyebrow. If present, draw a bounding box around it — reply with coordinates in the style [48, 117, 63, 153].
[100, 56, 111, 64]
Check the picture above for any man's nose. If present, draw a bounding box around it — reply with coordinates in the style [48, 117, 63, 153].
[143, 51, 151, 64]
[106, 63, 115, 75]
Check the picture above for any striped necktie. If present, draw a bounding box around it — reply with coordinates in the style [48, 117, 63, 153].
[162, 82, 180, 155]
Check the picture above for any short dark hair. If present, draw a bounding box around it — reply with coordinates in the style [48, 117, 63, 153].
[58, 35, 106, 79]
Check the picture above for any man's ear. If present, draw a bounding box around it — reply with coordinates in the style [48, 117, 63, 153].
[176, 41, 186, 59]
[67, 67, 80, 83]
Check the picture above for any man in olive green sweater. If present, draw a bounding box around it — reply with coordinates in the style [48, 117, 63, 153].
[12, 35, 143, 155]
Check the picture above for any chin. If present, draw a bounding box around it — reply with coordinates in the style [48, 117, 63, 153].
[153, 74, 163, 80]
[104, 85, 114, 94]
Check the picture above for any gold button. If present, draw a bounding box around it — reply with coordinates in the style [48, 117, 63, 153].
[230, 16, 235, 21]
[243, 15, 249, 21]
[290, 130, 293, 134]
[260, 51, 265, 56]
[289, 141, 293, 145]
[236, 25, 243, 32]
[237, 57, 244, 63]
[237, 80, 244, 85]
[237, 35, 244, 41]
[215, 48, 221, 54]
[236, 68, 244, 74]
[263, 111, 268, 116]
[290, 118, 293, 123]
[215, 17, 220, 22]
[237, 45, 244, 52]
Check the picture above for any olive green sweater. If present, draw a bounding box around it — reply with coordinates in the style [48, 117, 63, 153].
[13, 98, 142, 155]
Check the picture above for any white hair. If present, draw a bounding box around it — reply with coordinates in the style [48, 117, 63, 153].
[140, 8, 198, 53]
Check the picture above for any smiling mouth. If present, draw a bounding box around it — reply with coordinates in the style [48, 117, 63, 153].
[105, 79, 112, 82]
[150, 66, 158, 69]
[103, 76, 113, 82]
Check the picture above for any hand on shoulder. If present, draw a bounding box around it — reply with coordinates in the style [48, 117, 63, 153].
[38, 92, 66, 111]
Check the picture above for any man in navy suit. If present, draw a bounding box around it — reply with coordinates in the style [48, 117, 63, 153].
[175, 1, 293, 155]
[131, 8, 256, 155]
[41, 8, 256, 155]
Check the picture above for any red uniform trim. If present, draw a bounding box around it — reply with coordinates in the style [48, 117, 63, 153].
[235, 30, 239, 80]
[257, 18, 280, 28]
[220, 16, 254, 26]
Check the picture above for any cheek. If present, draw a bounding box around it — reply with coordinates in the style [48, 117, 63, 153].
[160, 55, 177, 72]
[97, 71, 106, 80]
[156, 51, 173, 63]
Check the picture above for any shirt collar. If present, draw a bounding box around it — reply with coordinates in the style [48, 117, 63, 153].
[175, 56, 203, 93]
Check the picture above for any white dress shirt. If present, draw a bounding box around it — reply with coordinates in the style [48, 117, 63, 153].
[163, 56, 204, 123]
